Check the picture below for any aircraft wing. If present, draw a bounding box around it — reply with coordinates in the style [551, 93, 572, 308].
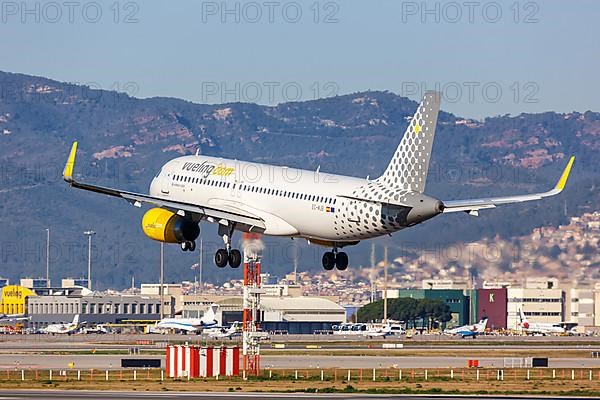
[0, 316, 30, 322]
[62, 142, 266, 230]
[442, 156, 574, 215]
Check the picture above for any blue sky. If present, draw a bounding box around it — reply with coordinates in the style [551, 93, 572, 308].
[1, 0, 598, 118]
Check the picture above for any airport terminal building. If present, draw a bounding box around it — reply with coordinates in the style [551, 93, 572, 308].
[180, 285, 346, 334]
[26, 287, 164, 330]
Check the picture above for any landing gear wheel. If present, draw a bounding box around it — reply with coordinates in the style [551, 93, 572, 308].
[322, 252, 335, 271]
[335, 252, 349, 271]
[188, 241, 196, 252]
[215, 249, 229, 268]
[229, 249, 242, 268]
[181, 242, 190, 252]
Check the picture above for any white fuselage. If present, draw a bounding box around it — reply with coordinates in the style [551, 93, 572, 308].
[149, 155, 402, 243]
[43, 323, 78, 334]
[445, 319, 487, 337]
[521, 322, 565, 335]
[156, 318, 206, 332]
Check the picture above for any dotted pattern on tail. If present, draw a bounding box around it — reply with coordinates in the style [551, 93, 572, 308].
[333, 182, 416, 240]
[376, 91, 441, 193]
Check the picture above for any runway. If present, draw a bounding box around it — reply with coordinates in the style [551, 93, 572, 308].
[1, 334, 600, 370]
[0, 391, 595, 400]
[1, 353, 600, 370]
[3, 333, 600, 345]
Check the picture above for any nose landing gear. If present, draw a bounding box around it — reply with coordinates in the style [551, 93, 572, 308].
[180, 241, 196, 252]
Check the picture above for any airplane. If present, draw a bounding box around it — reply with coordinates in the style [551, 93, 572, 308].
[205, 321, 241, 339]
[518, 309, 565, 335]
[41, 314, 81, 335]
[445, 318, 488, 338]
[62, 91, 575, 271]
[156, 303, 219, 333]
[0, 314, 30, 323]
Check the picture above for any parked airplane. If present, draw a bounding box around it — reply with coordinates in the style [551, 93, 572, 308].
[518, 309, 565, 335]
[205, 321, 241, 339]
[156, 304, 219, 333]
[445, 318, 488, 338]
[62, 92, 574, 271]
[0, 314, 30, 323]
[41, 314, 81, 335]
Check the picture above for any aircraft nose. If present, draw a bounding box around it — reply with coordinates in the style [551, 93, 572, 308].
[149, 177, 158, 196]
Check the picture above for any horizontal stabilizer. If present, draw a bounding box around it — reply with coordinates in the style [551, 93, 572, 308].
[443, 156, 574, 214]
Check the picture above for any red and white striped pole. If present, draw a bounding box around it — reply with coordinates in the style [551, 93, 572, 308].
[242, 233, 262, 377]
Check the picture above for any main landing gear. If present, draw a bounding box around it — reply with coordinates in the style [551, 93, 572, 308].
[322, 248, 349, 271]
[214, 224, 242, 269]
[215, 248, 242, 269]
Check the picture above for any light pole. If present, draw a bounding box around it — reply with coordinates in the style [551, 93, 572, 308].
[45, 228, 50, 288]
[83, 231, 96, 290]
[198, 237, 203, 291]
[383, 245, 388, 325]
[370, 243, 376, 303]
[160, 242, 164, 319]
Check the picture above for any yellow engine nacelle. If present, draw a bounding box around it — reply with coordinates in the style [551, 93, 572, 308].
[142, 208, 200, 244]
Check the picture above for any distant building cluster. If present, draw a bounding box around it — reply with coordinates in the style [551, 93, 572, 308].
[0, 276, 345, 334]
[370, 212, 600, 288]
[383, 276, 600, 331]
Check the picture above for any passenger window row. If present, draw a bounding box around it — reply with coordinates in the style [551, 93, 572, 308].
[172, 174, 336, 205]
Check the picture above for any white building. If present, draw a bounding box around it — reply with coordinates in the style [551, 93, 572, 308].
[568, 288, 595, 326]
[61, 278, 89, 288]
[483, 280, 512, 289]
[262, 283, 302, 297]
[20, 278, 50, 289]
[525, 277, 559, 290]
[141, 283, 182, 316]
[421, 279, 468, 290]
[261, 297, 345, 323]
[507, 287, 564, 329]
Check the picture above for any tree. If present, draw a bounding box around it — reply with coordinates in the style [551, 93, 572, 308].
[356, 297, 452, 329]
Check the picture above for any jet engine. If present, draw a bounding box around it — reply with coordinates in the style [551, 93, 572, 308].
[142, 208, 199, 244]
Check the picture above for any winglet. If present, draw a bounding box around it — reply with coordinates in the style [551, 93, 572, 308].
[554, 156, 575, 192]
[63, 141, 78, 182]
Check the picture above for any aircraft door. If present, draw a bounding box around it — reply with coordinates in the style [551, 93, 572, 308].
[162, 162, 179, 195]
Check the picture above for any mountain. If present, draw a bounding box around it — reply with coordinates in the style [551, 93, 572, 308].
[0, 71, 598, 288]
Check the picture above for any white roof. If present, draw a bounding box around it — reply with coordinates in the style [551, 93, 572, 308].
[261, 297, 344, 312]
